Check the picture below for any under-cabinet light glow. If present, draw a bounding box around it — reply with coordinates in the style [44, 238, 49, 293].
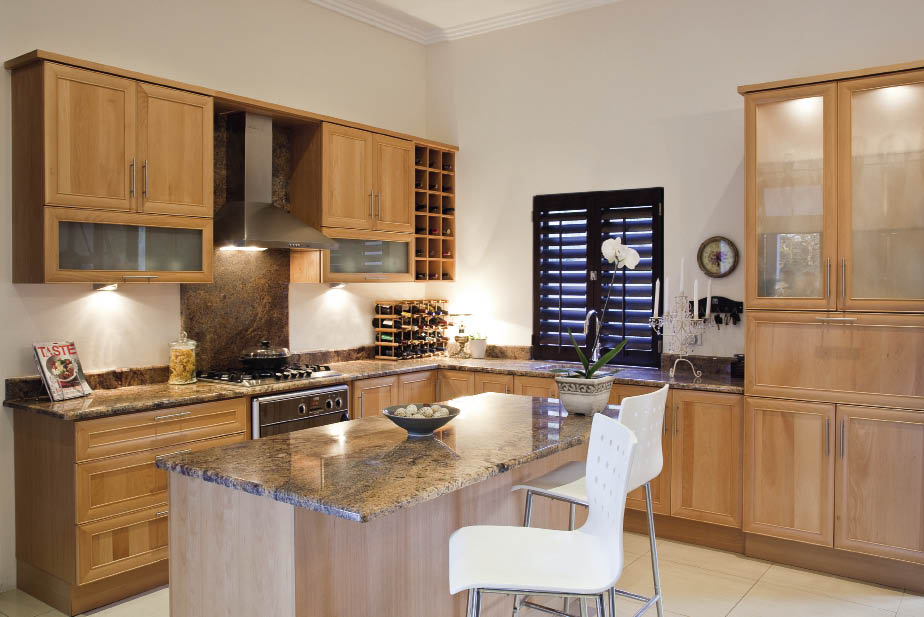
[92, 283, 119, 292]
[219, 246, 268, 252]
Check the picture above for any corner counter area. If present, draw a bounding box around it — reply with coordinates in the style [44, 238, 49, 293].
[158, 393, 608, 617]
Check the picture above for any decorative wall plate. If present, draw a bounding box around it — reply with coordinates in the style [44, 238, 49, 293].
[697, 236, 738, 278]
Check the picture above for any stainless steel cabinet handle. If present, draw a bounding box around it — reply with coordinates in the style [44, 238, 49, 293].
[673, 404, 679, 434]
[825, 258, 831, 299]
[143, 160, 149, 198]
[369, 192, 374, 218]
[360, 391, 365, 418]
[815, 317, 857, 323]
[840, 419, 845, 459]
[841, 259, 847, 303]
[154, 410, 191, 421]
[155, 510, 168, 518]
[130, 158, 136, 199]
[123, 275, 160, 281]
[155, 449, 192, 460]
[825, 418, 830, 456]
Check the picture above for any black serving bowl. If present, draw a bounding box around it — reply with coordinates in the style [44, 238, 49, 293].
[382, 404, 461, 437]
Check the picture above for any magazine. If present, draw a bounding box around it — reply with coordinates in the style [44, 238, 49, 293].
[33, 342, 93, 401]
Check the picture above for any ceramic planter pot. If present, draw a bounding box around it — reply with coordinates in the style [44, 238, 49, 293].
[554, 374, 617, 415]
[467, 339, 487, 359]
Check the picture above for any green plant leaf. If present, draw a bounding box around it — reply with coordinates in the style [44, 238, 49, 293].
[566, 329, 590, 372]
[586, 339, 628, 377]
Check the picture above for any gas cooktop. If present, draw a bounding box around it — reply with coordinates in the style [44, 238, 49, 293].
[196, 364, 344, 387]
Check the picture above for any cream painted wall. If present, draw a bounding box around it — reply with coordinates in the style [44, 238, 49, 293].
[0, 0, 426, 591]
[424, 0, 924, 357]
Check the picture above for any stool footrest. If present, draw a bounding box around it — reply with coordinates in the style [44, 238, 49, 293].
[520, 600, 576, 617]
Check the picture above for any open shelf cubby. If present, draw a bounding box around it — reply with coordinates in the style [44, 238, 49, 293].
[413, 143, 456, 281]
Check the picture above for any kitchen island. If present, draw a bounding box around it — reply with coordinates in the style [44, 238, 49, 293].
[158, 393, 614, 617]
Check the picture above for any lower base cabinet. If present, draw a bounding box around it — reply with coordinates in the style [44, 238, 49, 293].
[397, 370, 436, 404]
[437, 369, 475, 399]
[512, 375, 558, 398]
[474, 372, 514, 394]
[351, 375, 398, 418]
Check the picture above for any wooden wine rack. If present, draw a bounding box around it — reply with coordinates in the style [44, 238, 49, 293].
[374, 299, 450, 361]
[413, 145, 455, 282]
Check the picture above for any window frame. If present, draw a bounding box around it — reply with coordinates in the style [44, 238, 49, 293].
[531, 187, 664, 367]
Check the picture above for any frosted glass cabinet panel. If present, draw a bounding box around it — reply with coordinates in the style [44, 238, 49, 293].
[746, 84, 837, 310]
[44, 207, 213, 283]
[839, 71, 924, 311]
[321, 229, 414, 282]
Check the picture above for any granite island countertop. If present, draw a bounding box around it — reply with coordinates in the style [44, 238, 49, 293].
[3, 357, 742, 420]
[156, 392, 615, 522]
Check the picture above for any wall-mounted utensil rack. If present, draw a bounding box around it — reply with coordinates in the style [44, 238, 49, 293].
[373, 299, 450, 360]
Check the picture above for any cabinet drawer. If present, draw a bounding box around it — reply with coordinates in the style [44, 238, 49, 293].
[75, 398, 247, 461]
[76, 432, 244, 524]
[77, 505, 169, 584]
[746, 311, 924, 409]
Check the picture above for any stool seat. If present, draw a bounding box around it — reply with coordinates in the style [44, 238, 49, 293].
[449, 525, 619, 596]
[511, 461, 587, 505]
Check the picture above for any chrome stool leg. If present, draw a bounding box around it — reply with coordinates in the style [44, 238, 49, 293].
[644, 483, 664, 617]
[580, 598, 588, 617]
[564, 503, 578, 613]
[467, 589, 474, 617]
[524, 490, 534, 527]
[474, 588, 483, 617]
[596, 594, 607, 617]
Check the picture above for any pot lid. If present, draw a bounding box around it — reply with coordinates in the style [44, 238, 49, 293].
[241, 340, 290, 359]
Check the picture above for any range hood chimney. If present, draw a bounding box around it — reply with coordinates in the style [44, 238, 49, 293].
[214, 113, 337, 250]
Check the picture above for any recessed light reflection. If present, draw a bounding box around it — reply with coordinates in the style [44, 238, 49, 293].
[219, 246, 267, 252]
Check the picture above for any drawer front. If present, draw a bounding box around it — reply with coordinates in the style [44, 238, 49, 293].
[77, 433, 245, 523]
[746, 311, 924, 410]
[75, 397, 247, 461]
[77, 505, 169, 584]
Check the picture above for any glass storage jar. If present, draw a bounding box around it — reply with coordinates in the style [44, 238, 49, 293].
[168, 332, 197, 385]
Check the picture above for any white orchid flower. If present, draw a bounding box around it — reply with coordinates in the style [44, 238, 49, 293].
[602, 237, 640, 270]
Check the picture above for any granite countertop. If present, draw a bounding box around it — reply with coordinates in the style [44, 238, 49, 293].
[2, 357, 742, 420]
[156, 392, 614, 522]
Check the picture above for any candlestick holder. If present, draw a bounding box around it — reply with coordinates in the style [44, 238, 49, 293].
[649, 293, 708, 379]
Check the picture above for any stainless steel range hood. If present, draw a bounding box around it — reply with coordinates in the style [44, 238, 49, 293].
[214, 113, 337, 250]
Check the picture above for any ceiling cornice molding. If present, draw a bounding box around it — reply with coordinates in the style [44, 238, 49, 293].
[310, 0, 619, 45]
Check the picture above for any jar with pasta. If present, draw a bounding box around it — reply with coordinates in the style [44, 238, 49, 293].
[168, 332, 197, 385]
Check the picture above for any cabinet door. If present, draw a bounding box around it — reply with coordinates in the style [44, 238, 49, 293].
[372, 134, 413, 233]
[513, 376, 558, 398]
[837, 71, 924, 311]
[322, 123, 373, 230]
[438, 370, 474, 400]
[77, 505, 168, 584]
[670, 390, 743, 527]
[611, 385, 672, 516]
[397, 371, 437, 405]
[321, 228, 413, 283]
[352, 376, 397, 418]
[474, 373, 513, 394]
[835, 406, 924, 564]
[137, 83, 213, 217]
[743, 397, 834, 546]
[745, 84, 837, 310]
[43, 63, 136, 211]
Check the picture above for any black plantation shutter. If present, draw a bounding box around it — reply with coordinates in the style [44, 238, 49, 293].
[533, 188, 663, 367]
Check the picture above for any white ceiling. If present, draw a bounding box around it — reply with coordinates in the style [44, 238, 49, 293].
[310, 0, 622, 44]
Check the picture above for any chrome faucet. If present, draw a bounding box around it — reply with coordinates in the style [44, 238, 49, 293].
[583, 309, 601, 362]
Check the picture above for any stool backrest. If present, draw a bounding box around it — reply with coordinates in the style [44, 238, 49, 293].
[581, 413, 637, 585]
[618, 384, 669, 491]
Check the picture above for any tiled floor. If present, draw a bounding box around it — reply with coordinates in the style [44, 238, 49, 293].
[0, 534, 920, 617]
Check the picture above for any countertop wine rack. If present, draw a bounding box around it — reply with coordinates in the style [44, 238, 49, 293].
[373, 299, 450, 361]
[414, 144, 455, 282]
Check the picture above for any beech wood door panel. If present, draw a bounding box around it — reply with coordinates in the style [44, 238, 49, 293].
[397, 371, 437, 405]
[437, 370, 474, 400]
[372, 134, 413, 233]
[352, 376, 398, 418]
[322, 124, 373, 230]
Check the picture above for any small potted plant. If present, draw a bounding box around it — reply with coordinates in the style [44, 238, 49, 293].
[466, 333, 487, 359]
[553, 237, 640, 415]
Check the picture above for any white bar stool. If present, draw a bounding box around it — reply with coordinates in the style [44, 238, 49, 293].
[449, 414, 637, 617]
[512, 384, 669, 617]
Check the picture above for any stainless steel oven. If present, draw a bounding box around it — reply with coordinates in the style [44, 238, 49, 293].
[251, 384, 350, 438]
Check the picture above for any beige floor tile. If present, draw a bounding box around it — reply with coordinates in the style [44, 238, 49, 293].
[609, 594, 690, 617]
[761, 564, 904, 612]
[899, 592, 924, 617]
[614, 554, 754, 617]
[623, 531, 653, 555]
[0, 590, 54, 617]
[728, 580, 896, 617]
[654, 538, 771, 582]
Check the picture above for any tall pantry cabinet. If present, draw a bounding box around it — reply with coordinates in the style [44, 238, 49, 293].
[741, 64, 924, 566]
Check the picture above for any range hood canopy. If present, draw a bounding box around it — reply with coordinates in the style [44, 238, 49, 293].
[214, 113, 337, 250]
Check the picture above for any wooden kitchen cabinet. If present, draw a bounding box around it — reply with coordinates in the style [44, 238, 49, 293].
[835, 405, 924, 564]
[437, 369, 475, 400]
[352, 375, 398, 418]
[76, 504, 169, 585]
[670, 390, 743, 528]
[474, 372, 514, 394]
[137, 82, 213, 217]
[512, 375, 558, 398]
[743, 397, 835, 546]
[372, 133, 414, 232]
[397, 370, 437, 404]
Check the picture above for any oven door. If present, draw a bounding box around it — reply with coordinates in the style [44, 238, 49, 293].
[258, 410, 349, 438]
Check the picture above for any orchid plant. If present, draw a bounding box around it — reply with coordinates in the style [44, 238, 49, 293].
[556, 237, 641, 379]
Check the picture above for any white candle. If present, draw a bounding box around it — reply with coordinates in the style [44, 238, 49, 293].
[693, 279, 699, 316]
[663, 277, 670, 315]
[679, 258, 685, 297]
[653, 278, 660, 317]
[706, 279, 713, 317]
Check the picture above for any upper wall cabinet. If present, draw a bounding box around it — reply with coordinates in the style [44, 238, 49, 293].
[744, 68, 924, 312]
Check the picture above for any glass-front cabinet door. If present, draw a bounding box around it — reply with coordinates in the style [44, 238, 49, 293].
[838, 71, 924, 311]
[745, 83, 838, 310]
[45, 207, 213, 283]
[321, 229, 413, 283]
